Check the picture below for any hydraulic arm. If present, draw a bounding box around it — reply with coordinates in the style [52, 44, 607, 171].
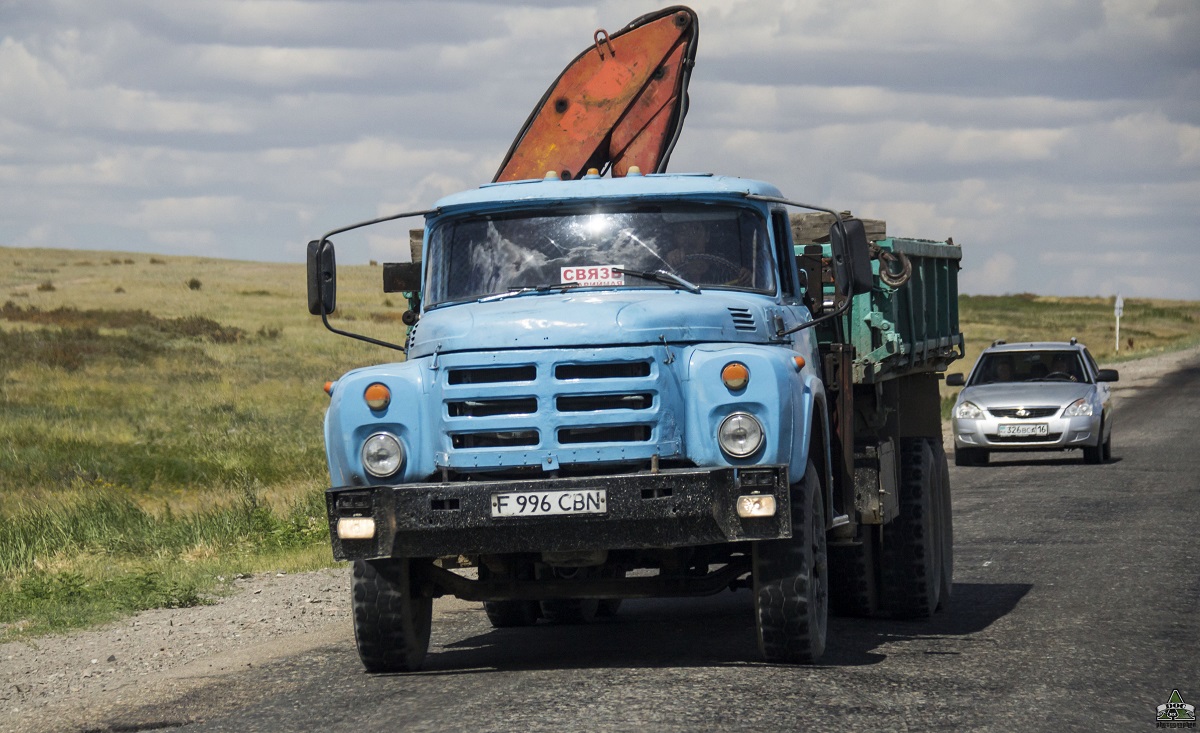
[493, 6, 699, 182]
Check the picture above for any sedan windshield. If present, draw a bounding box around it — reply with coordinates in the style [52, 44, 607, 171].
[424, 204, 776, 306]
[969, 351, 1089, 385]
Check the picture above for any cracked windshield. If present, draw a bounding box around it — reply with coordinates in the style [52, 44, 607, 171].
[425, 204, 776, 306]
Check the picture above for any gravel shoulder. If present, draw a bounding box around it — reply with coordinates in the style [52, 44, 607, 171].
[4, 343, 1198, 733]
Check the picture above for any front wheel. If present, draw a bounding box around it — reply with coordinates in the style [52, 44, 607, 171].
[352, 558, 433, 673]
[753, 461, 828, 664]
[1083, 422, 1104, 464]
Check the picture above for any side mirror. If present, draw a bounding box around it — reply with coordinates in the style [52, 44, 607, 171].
[307, 240, 336, 315]
[828, 218, 873, 296]
[945, 373, 965, 387]
[1096, 368, 1119, 383]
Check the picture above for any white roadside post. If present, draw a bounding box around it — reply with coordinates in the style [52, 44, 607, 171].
[1114, 294, 1124, 352]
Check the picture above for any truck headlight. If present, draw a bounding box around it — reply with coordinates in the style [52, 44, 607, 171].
[954, 401, 984, 420]
[718, 412, 764, 458]
[1063, 398, 1094, 417]
[362, 432, 404, 478]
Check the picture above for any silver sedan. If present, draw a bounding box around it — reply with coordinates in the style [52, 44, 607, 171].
[945, 341, 1118, 466]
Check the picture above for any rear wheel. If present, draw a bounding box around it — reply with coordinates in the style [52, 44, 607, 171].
[596, 567, 626, 617]
[753, 461, 828, 664]
[931, 441, 954, 609]
[481, 561, 540, 628]
[352, 558, 433, 673]
[538, 566, 600, 624]
[828, 528, 879, 618]
[881, 439, 941, 619]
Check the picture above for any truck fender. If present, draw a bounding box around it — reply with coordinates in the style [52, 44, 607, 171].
[803, 382, 836, 530]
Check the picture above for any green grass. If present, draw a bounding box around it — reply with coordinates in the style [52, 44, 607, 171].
[0, 483, 329, 635]
[0, 245, 1197, 639]
[0, 245, 401, 639]
[941, 293, 1200, 407]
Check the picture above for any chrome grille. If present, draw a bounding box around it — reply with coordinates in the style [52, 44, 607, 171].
[988, 407, 1059, 419]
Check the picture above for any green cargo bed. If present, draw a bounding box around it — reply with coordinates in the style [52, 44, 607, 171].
[792, 215, 964, 384]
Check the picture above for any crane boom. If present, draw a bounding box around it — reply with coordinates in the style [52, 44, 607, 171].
[493, 6, 699, 182]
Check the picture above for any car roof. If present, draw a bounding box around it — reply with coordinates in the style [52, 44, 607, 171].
[980, 341, 1088, 354]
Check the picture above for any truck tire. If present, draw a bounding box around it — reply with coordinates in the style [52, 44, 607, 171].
[752, 461, 828, 664]
[828, 529, 879, 618]
[537, 566, 599, 624]
[931, 441, 954, 609]
[880, 438, 940, 619]
[352, 558, 433, 673]
[480, 562, 541, 628]
[485, 599, 541, 627]
[596, 567, 626, 617]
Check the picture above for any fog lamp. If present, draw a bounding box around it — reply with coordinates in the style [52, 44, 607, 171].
[736, 494, 777, 518]
[337, 517, 376, 540]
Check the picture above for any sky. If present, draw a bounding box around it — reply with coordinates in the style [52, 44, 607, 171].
[2, 0, 1198, 300]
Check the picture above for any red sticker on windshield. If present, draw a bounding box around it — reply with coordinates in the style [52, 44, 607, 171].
[561, 265, 624, 287]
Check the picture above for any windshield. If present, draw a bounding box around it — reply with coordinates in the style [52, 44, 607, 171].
[425, 204, 776, 306]
[969, 351, 1089, 385]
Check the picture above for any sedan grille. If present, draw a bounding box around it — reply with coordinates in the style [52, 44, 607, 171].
[988, 407, 1059, 419]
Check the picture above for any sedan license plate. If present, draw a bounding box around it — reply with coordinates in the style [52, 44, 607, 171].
[998, 423, 1049, 437]
[491, 489, 607, 518]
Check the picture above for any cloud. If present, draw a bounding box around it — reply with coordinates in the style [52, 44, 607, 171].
[0, 0, 1197, 300]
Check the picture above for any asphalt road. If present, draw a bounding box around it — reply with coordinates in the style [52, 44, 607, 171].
[110, 357, 1199, 733]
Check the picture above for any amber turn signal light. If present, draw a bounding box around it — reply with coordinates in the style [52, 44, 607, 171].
[721, 362, 750, 390]
[364, 383, 391, 411]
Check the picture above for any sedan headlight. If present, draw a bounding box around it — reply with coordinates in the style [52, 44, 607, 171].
[1063, 398, 1094, 417]
[362, 432, 404, 478]
[954, 401, 984, 420]
[718, 412, 764, 458]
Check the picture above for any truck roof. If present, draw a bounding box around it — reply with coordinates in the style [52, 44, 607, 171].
[432, 172, 785, 212]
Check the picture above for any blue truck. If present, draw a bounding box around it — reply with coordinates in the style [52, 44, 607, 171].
[305, 6, 963, 671]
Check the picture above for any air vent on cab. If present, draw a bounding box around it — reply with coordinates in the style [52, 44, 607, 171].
[728, 307, 756, 331]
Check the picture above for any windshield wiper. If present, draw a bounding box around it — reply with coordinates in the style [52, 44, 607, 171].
[477, 282, 582, 303]
[614, 267, 701, 293]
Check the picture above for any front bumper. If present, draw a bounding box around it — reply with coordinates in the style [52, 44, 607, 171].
[327, 465, 791, 561]
[952, 414, 1100, 451]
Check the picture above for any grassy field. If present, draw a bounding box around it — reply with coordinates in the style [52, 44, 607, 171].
[944, 294, 1200, 416]
[0, 245, 1197, 638]
[0, 246, 407, 637]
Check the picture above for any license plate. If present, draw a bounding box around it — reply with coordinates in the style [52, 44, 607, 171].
[490, 489, 607, 518]
[998, 423, 1049, 437]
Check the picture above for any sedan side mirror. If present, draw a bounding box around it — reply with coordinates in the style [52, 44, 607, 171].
[945, 373, 965, 387]
[307, 240, 337, 316]
[1096, 369, 1119, 383]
